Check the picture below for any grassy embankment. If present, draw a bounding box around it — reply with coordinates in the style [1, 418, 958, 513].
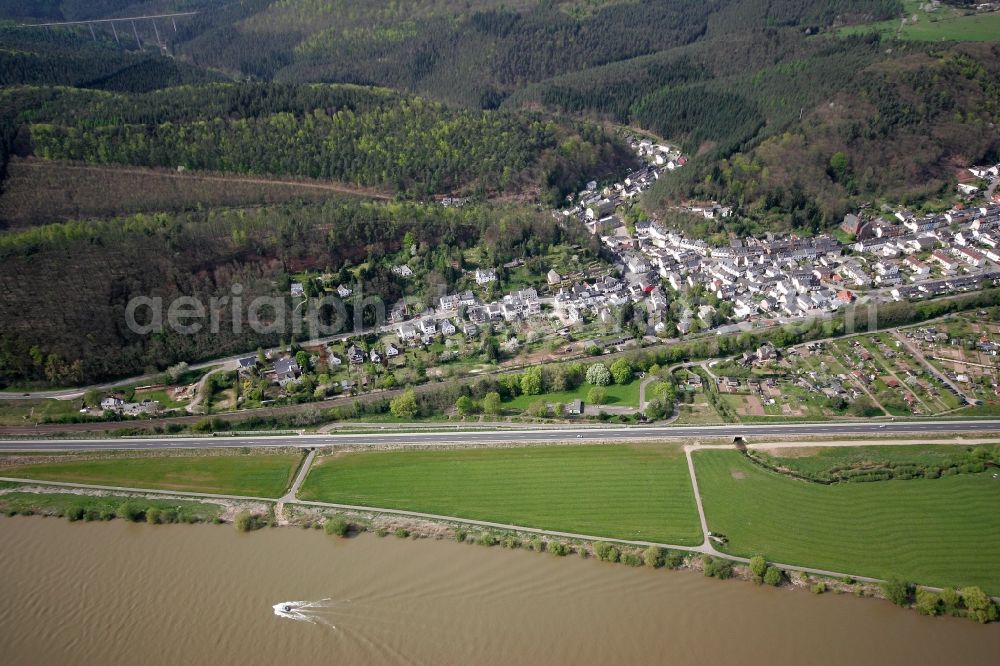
[299, 443, 703, 545]
[1, 453, 302, 498]
[693, 449, 1000, 592]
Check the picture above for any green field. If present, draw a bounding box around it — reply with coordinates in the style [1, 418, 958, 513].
[694, 450, 1000, 592]
[0, 398, 83, 426]
[300, 444, 703, 544]
[839, 3, 1000, 42]
[133, 388, 189, 409]
[505, 379, 641, 410]
[1, 454, 302, 498]
[893, 11, 1000, 41]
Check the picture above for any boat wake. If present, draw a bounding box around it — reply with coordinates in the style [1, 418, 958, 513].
[272, 599, 343, 628]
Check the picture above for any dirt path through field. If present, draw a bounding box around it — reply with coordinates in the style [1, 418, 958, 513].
[185, 367, 223, 415]
[276, 449, 317, 525]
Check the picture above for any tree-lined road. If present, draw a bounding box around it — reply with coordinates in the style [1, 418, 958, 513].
[3, 419, 999, 451]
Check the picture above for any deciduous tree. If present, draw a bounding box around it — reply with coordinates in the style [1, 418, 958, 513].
[389, 388, 418, 418]
[610, 358, 632, 384]
[482, 391, 502, 416]
[586, 362, 611, 386]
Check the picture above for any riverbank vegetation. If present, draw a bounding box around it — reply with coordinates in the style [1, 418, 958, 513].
[324, 516, 350, 537]
[882, 576, 998, 624]
[694, 449, 1000, 592]
[299, 444, 703, 545]
[234, 509, 270, 532]
[1, 452, 302, 498]
[0, 491, 223, 523]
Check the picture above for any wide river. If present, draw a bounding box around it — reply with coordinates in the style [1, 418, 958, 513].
[1, 516, 997, 664]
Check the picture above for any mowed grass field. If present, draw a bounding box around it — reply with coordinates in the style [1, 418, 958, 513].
[1, 454, 302, 498]
[300, 444, 703, 544]
[694, 450, 1000, 592]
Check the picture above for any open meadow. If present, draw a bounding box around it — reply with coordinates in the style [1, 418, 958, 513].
[693, 449, 1000, 592]
[300, 443, 703, 544]
[838, 1, 1000, 41]
[0, 398, 84, 426]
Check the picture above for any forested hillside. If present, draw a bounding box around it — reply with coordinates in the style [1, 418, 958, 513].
[510, 31, 888, 155]
[643, 42, 1000, 233]
[0, 26, 224, 91]
[3, 83, 633, 202]
[0, 200, 593, 386]
[5, 0, 976, 223]
[170, 0, 901, 107]
[1, 1, 902, 106]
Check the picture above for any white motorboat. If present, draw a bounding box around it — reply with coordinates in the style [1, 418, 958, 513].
[273, 602, 296, 616]
[272, 598, 336, 626]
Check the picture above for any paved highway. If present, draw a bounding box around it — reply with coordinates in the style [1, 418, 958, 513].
[3, 420, 1000, 450]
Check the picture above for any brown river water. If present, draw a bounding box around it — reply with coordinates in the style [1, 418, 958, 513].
[1, 516, 997, 665]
